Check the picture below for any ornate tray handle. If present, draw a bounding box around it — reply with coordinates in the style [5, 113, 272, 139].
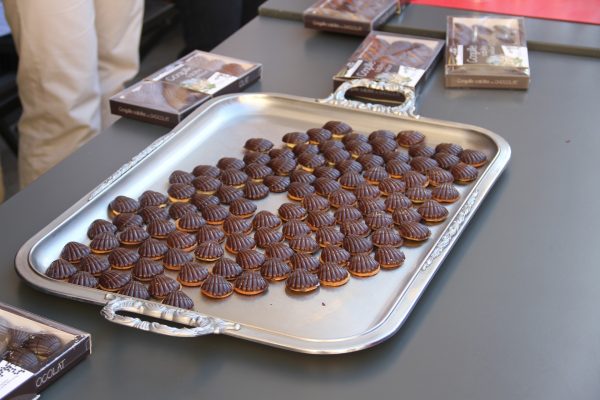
[101, 294, 241, 337]
[319, 79, 418, 118]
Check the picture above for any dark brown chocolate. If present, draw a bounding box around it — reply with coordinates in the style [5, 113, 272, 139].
[234, 270, 269, 295]
[138, 238, 170, 260]
[118, 281, 151, 300]
[133, 258, 165, 282]
[60, 242, 90, 264]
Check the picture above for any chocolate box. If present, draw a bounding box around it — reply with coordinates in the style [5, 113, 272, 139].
[110, 50, 262, 127]
[445, 16, 530, 89]
[303, 0, 405, 36]
[333, 32, 444, 104]
[0, 302, 91, 399]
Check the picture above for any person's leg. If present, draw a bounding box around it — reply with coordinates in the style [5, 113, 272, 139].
[94, 0, 144, 129]
[4, 0, 101, 188]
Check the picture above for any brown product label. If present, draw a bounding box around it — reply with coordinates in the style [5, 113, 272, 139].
[344, 60, 425, 87]
[448, 44, 529, 69]
[445, 74, 529, 89]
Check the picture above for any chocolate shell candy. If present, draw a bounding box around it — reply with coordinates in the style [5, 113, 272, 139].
[278, 203, 308, 221]
[358, 198, 385, 215]
[286, 269, 319, 293]
[409, 144, 435, 158]
[382, 150, 410, 164]
[195, 241, 225, 262]
[385, 193, 413, 212]
[431, 183, 460, 203]
[287, 182, 316, 201]
[4, 348, 39, 371]
[417, 200, 449, 223]
[234, 271, 269, 295]
[216, 184, 244, 206]
[260, 258, 291, 281]
[109, 247, 140, 270]
[244, 151, 272, 166]
[46, 259, 77, 280]
[338, 172, 366, 190]
[363, 166, 389, 184]
[167, 231, 197, 251]
[314, 177, 341, 196]
[269, 147, 294, 159]
[113, 212, 144, 230]
[149, 275, 181, 299]
[217, 157, 245, 170]
[282, 131, 309, 147]
[313, 165, 341, 180]
[318, 262, 350, 287]
[236, 249, 266, 270]
[163, 248, 194, 271]
[192, 175, 221, 194]
[289, 169, 316, 184]
[254, 228, 284, 248]
[354, 182, 381, 200]
[371, 227, 403, 248]
[243, 181, 269, 200]
[80, 254, 110, 276]
[306, 210, 335, 231]
[24, 333, 61, 357]
[201, 274, 234, 299]
[378, 177, 406, 196]
[169, 202, 198, 220]
[405, 186, 432, 204]
[139, 205, 169, 223]
[397, 221, 431, 242]
[223, 216, 252, 235]
[89, 232, 119, 254]
[264, 175, 290, 193]
[288, 235, 319, 254]
[385, 160, 411, 178]
[433, 152, 461, 170]
[87, 219, 117, 239]
[229, 198, 258, 218]
[163, 291, 194, 310]
[68, 271, 99, 288]
[426, 167, 455, 187]
[177, 262, 209, 286]
[403, 171, 429, 188]
[264, 242, 295, 262]
[297, 152, 325, 171]
[118, 225, 149, 246]
[220, 168, 248, 187]
[244, 137, 274, 153]
[7, 328, 31, 348]
[282, 220, 312, 239]
[392, 207, 422, 225]
[269, 156, 297, 176]
[169, 170, 195, 184]
[191, 193, 220, 211]
[138, 238, 169, 260]
[98, 270, 131, 291]
[396, 130, 425, 148]
[357, 153, 384, 170]
[320, 246, 350, 266]
[290, 253, 320, 273]
[168, 183, 195, 202]
[192, 164, 221, 178]
[348, 255, 380, 277]
[213, 258, 244, 281]
[451, 162, 478, 183]
[340, 220, 370, 237]
[436, 142, 463, 156]
[369, 129, 396, 142]
[316, 226, 345, 247]
[333, 206, 362, 223]
[176, 212, 206, 232]
[410, 156, 439, 173]
[307, 127, 332, 144]
[133, 258, 164, 281]
[202, 204, 230, 225]
[336, 159, 363, 174]
[364, 210, 394, 230]
[301, 194, 330, 212]
[109, 195, 140, 215]
[324, 148, 350, 165]
[342, 132, 367, 145]
[147, 219, 176, 239]
[371, 138, 398, 155]
[60, 242, 90, 264]
[346, 140, 372, 158]
[118, 281, 151, 300]
[328, 189, 357, 208]
[459, 149, 487, 167]
[139, 190, 168, 208]
[245, 163, 273, 181]
[375, 247, 406, 269]
[252, 211, 282, 230]
[322, 120, 352, 139]
[197, 225, 225, 244]
[343, 235, 373, 255]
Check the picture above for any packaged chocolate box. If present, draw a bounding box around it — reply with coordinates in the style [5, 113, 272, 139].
[333, 32, 444, 103]
[445, 16, 530, 89]
[111, 50, 262, 127]
[303, 0, 405, 36]
[0, 302, 91, 399]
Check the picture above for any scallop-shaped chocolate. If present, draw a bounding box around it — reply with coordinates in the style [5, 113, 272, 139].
[357, 153, 385, 170]
[371, 227, 403, 248]
[167, 231, 197, 251]
[338, 172, 366, 190]
[342, 132, 367, 145]
[385, 160, 411, 178]
[269, 147, 294, 159]
[110, 195, 139, 215]
[201, 274, 234, 299]
[177, 262, 209, 286]
[433, 152, 460, 170]
[118, 281, 151, 300]
[192, 164, 221, 178]
[149, 275, 181, 299]
[175, 212, 206, 233]
[195, 241, 224, 262]
[323, 120, 352, 139]
[216, 185, 244, 205]
[436, 142, 463, 156]
[133, 258, 164, 281]
[405, 186, 432, 204]
[426, 167, 455, 187]
[378, 177, 406, 196]
[382, 150, 410, 163]
[80, 254, 110, 276]
[289, 169, 316, 184]
[236, 249, 266, 270]
[245, 163, 273, 181]
[340, 220, 370, 237]
[243, 181, 269, 200]
[253, 210, 282, 230]
[264, 242, 295, 262]
[220, 168, 248, 187]
[217, 157, 245, 171]
[197, 225, 225, 244]
[409, 144, 435, 158]
[289, 235, 319, 254]
[109, 248, 140, 270]
[328, 189, 357, 208]
[431, 183, 460, 203]
[229, 198, 258, 218]
[371, 138, 398, 155]
[290, 253, 320, 273]
[358, 198, 386, 215]
[162, 291, 194, 310]
[137, 238, 168, 260]
[348, 255, 380, 277]
[402, 170, 429, 188]
[313, 177, 341, 197]
[263, 175, 290, 193]
[191, 193, 220, 211]
[332, 206, 362, 224]
[147, 219, 176, 239]
[244, 137, 274, 153]
[307, 127, 332, 144]
[270, 156, 297, 176]
[306, 210, 335, 231]
[369, 129, 395, 142]
[294, 142, 320, 156]
[225, 234, 256, 254]
[363, 166, 390, 184]
[282, 131, 309, 147]
[286, 269, 319, 293]
[392, 207, 422, 225]
[301, 193, 330, 212]
[119, 225, 149, 246]
[87, 219, 117, 239]
[396, 130, 425, 148]
[98, 270, 131, 291]
[168, 202, 197, 220]
[417, 200, 449, 222]
[451, 162, 478, 183]
[167, 183, 195, 202]
[410, 156, 439, 173]
[384, 193, 413, 212]
[139, 190, 168, 208]
[320, 245, 351, 265]
[278, 203, 308, 221]
[254, 228, 283, 248]
[336, 159, 363, 175]
[287, 182, 315, 201]
[192, 175, 221, 194]
[89, 232, 120, 254]
[7, 328, 31, 348]
[260, 258, 291, 281]
[313, 165, 341, 180]
[202, 204, 229, 225]
[375, 247, 406, 269]
[25, 333, 62, 357]
[213, 258, 244, 281]
[318, 262, 350, 287]
[282, 220, 312, 240]
[297, 152, 325, 171]
[343, 235, 373, 255]
[60, 241, 90, 264]
[346, 140, 373, 158]
[316, 226, 345, 247]
[163, 248, 194, 270]
[364, 210, 394, 230]
[5, 348, 39, 371]
[324, 148, 351, 165]
[113, 212, 145, 230]
[397, 221, 431, 242]
[222, 216, 252, 236]
[460, 149, 487, 167]
[169, 170, 195, 184]
[68, 271, 98, 288]
[354, 182, 381, 200]
[139, 206, 169, 224]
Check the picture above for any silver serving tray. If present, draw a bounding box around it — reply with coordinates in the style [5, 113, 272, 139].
[15, 80, 510, 354]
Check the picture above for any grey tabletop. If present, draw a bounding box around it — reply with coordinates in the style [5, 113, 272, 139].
[2, 14, 600, 400]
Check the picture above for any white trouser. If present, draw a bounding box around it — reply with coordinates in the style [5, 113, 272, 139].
[3, 0, 143, 188]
